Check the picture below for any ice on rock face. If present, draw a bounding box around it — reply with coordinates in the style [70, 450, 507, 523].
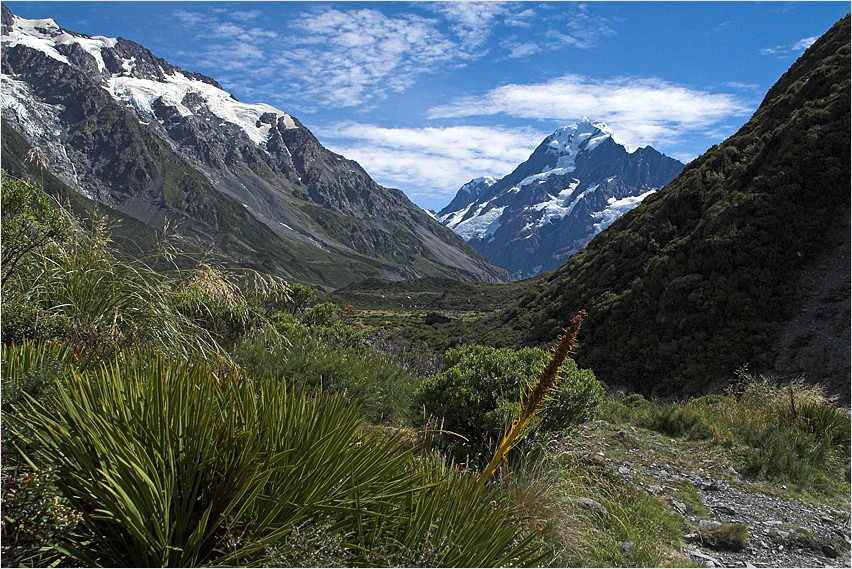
[55, 33, 117, 72]
[4, 14, 116, 72]
[108, 73, 296, 144]
[531, 181, 595, 229]
[545, 117, 630, 169]
[1, 76, 60, 139]
[592, 189, 657, 234]
[3, 14, 71, 65]
[107, 72, 299, 144]
[440, 198, 506, 241]
[2, 13, 299, 146]
[451, 205, 506, 241]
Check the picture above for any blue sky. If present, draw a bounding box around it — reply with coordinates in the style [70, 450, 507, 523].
[6, 1, 849, 210]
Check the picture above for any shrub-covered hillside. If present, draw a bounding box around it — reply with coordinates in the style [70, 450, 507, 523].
[500, 15, 850, 396]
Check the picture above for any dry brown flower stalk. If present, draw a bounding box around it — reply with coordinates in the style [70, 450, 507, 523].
[476, 309, 587, 489]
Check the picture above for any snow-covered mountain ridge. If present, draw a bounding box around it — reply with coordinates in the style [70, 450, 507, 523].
[1, 7, 509, 286]
[437, 118, 685, 279]
[2, 12, 299, 146]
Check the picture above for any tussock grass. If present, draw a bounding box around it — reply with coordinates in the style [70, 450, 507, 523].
[532, 462, 692, 567]
[3, 213, 223, 362]
[601, 372, 851, 497]
[699, 522, 749, 551]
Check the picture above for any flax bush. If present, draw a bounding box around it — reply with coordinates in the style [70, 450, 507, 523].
[6, 345, 548, 567]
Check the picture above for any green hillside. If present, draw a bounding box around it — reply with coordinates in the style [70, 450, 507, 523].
[497, 15, 850, 396]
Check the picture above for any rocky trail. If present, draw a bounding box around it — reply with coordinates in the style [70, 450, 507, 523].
[560, 420, 851, 568]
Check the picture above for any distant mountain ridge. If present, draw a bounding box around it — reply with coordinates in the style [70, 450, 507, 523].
[0, 6, 509, 288]
[438, 118, 684, 279]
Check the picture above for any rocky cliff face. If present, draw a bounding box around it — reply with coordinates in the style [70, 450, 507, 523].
[438, 118, 684, 279]
[1, 6, 509, 287]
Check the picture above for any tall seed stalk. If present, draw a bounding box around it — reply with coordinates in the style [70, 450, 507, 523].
[476, 310, 587, 489]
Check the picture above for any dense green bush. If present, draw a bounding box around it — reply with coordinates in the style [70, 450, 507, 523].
[414, 344, 603, 462]
[0, 299, 72, 345]
[0, 465, 81, 567]
[302, 301, 364, 349]
[1, 171, 69, 284]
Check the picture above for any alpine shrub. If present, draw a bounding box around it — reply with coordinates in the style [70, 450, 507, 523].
[414, 344, 603, 462]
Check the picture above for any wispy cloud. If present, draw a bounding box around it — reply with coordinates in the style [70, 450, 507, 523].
[172, 6, 468, 108]
[427, 2, 533, 52]
[174, 9, 277, 71]
[547, 4, 616, 49]
[277, 8, 460, 107]
[500, 4, 615, 58]
[502, 39, 541, 59]
[171, 3, 619, 110]
[428, 74, 749, 150]
[317, 123, 544, 202]
[230, 10, 262, 23]
[761, 35, 818, 56]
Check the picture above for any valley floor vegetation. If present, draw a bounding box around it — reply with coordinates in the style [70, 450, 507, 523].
[2, 172, 850, 567]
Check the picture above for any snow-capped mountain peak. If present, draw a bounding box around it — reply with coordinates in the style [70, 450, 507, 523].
[459, 176, 497, 198]
[437, 119, 684, 279]
[2, 12, 299, 147]
[546, 117, 630, 168]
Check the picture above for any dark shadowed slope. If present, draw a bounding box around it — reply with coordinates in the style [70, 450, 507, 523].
[498, 15, 850, 397]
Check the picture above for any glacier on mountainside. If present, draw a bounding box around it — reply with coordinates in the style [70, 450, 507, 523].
[436, 117, 684, 278]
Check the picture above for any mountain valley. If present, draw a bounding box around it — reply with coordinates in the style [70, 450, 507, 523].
[0, 6, 849, 568]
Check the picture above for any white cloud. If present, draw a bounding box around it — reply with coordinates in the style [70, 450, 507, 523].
[427, 74, 749, 151]
[428, 2, 528, 51]
[171, 4, 620, 110]
[175, 10, 277, 72]
[174, 10, 208, 28]
[279, 8, 459, 107]
[503, 41, 541, 58]
[762, 35, 819, 56]
[793, 36, 819, 50]
[317, 123, 544, 202]
[549, 4, 616, 49]
[231, 10, 262, 22]
[726, 81, 761, 91]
